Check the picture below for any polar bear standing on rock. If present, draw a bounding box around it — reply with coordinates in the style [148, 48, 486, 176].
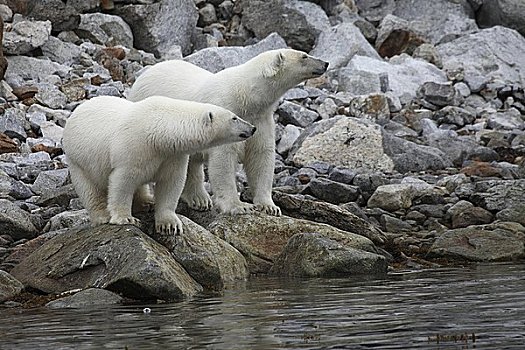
[62, 95, 256, 235]
[128, 49, 329, 216]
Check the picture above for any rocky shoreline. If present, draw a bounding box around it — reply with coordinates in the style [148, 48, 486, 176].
[1, 0, 525, 307]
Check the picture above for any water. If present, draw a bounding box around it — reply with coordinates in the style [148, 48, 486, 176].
[1, 262, 524, 349]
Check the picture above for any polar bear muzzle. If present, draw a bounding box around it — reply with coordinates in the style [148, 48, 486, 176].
[312, 59, 329, 76]
[240, 126, 257, 140]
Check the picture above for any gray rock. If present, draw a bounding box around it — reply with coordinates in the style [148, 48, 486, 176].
[375, 14, 426, 58]
[429, 222, 525, 261]
[77, 13, 134, 48]
[349, 93, 390, 120]
[198, 3, 217, 27]
[436, 173, 470, 193]
[0, 108, 27, 141]
[497, 204, 525, 226]
[425, 130, 485, 167]
[305, 178, 360, 204]
[0, 199, 39, 241]
[382, 132, 453, 173]
[43, 209, 90, 232]
[115, 0, 198, 57]
[328, 166, 356, 185]
[412, 43, 443, 68]
[355, 0, 395, 22]
[310, 22, 380, 70]
[469, 179, 525, 212]
[241, 0, 330, 52]
[476, 0, 525, 37]
[434, 106, 475, 127]
[487, 108, 525, 131]
[381, 214, 413, 232]
[5, 56, 71, 85]
[208, 213, 381, 274]
[343, 54, 447, 103]
[184, 32, 287, 73]
[26, 104, 70, 128]
[10, 225, 202, 301]
[277, 101, 319, 127]
[46, 288, 123, 308]
[276, 124, 302, 156]
[23, 0, 81, 32]
[40, 36, 83, 65]
[446, 200, 493, 228]
[417, 82, 457, 108]
[290, 116, 395, 172]
[316, 98, 338, 119]
[0, 173, 33, 200]
[327, 68, 382, 96]
[3, 20, 52, 55]
[437, 26, 525, 89]
[169, 217, 248, 291]
[0, 270, 24, 303]
[270, 232, 387, 277]
[36, 184, 78, 208]
[35, 84, 68, 110]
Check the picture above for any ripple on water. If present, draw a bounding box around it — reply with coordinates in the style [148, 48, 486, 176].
[1, 262, 524, 349]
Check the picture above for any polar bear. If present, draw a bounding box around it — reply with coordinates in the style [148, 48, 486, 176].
[62, 95, 256, 235]
[128, 49, 329, 216]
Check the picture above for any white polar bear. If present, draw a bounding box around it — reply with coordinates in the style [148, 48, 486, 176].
[128, 49, 329, 216]
[62, 95, 256, 235]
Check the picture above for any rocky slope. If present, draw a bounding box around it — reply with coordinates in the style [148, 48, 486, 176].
[1, 0, 525, 306]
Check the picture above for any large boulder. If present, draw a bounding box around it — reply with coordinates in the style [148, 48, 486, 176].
[436, 26, 525, 90]
[0, 270, 24, 303]
[5, 56, 71, 86]
[77, 13, 134, 48]
[3, 19, 52, 55]
[0, 199, 39, 241]
[114, 0, 198, 57]
[240, 0, 330, 52]
[288, 116, 395, 172]
[10, 225, 202, 301]
[208, 213, 383, 274]
[476, 0, 525, 37]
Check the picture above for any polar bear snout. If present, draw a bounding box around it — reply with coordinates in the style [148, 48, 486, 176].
[312, 60, 329, 76]
[240, 126, 257, 140]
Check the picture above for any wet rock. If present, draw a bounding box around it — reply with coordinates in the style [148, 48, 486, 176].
[273, 191, 386, 245]
[0, 199, 39, 241]
[310, 22, 380, 70]
[114, 0, 198, 57]
[437, 26, 525, 90]
[476, 0, 525, 37]
[375, 15, 426, 58]
[304, 177, 359, 204]
[277, 101, 319, 128]
[43, 209, 90, 232]
[241, 0, 330, 52]
[77, 13, 134, 48]
[290, 116, 395, 172]
[208, 213, 381, 274]
[0, 270, 24, 303]
[3, 19, 52, 55]
[46, 288, 123, 308]
[10, 225, 202, 301]
[428, 222, 525, 261]
[184, 32, 287, 73]
[270, 232, 387, 277]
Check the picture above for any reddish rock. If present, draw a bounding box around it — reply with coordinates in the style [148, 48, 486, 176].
[0, 133, 18, 154]
[0, 17, 8, 81]
[460, 161, 504, 178]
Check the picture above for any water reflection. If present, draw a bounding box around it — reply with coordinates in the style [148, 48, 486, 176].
[1, 263, 524, 349]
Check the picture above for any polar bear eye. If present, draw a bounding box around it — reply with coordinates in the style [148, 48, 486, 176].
[232, 117, 238, 121]
[302, 55, 308, 59]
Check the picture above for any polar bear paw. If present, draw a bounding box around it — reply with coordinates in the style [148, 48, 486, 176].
[256, 204, 282, 217]
[182, 192, 213, 211]
[109, 215, 141, 227]
[217, 200, 255, 215]
[155, 212, 183, 235]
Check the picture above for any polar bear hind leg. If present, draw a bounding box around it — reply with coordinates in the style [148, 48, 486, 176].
[69, 163, 110, 225]
[180, 153, 213, 211]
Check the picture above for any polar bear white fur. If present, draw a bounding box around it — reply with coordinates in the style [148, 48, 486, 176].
[128, 49, 329, 216]
[62, 95, 255, 234]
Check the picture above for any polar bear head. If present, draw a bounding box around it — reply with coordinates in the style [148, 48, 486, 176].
[260, 49, 329, 85]
[204, 105, 257, 147]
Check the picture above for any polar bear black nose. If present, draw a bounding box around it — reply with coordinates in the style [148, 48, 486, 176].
[324, 61, 329, 69]
[251, 126, 257, 134]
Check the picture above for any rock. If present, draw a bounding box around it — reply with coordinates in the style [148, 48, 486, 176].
[304, 177, 360, 204]
[269, 232, 387, 277]
[327, 166, 356, 185]
[497, 204, 525, 226]
[355, 0, 395, 22]
[198, 3, 217, 27]
[168, 217, 248, 291]
[40, 36, 83, 65]
[10, 225, 202, 301]
[343, 54, 447, 103]
[375, 15, 426, 58]
[34, 84, 68, 109]
[77, 13, 134, 48]
[46, 288, 123, 308]
[412, 43, 443, 68]
[368, 179, 446, 212]
[437, 173, 470, 193]
[0, 270, 24, 303]
[310, 22, 380, 70]
[272, 191, 387, 245]
[22, 0, 81, 32]
[349, 93, 390, 120]
[208, 213, 381, 274]
[476, 0, 525, 37]
[36, 184, 79, 208]
[0, 199, 39, 241]
[467, 179, 525, 212]
[447, 200, 494, 228]
[5, 56, 71, 85]
[3, 19, 52, 55]
[289, 116, 395, 172]
[184, 32, 287, 73]
[437, 26, 525, 90]
[0, 173, 32, 200]
[0, 108, 27, 141]
[0, 17, 7, 81]
[487, 108, 525, 131]
[44, 209, 90, 232]
[241, 0, 330, 52]
[276, 124, 302, 156]
[417, 82, 457, 108]
[428, 222, 525, 261]
[31, 169, 69, 196]
[327, 68, 382, 96]
[114, 0, 198, 57]
[382, 132, 453, 173]
[434, 106, 475, 127]
[277, 101, 319, 127]
[425, 130, 490, 167]
[0, 133, 17, 154]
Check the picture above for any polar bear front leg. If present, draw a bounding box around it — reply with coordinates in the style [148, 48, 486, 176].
[244, 124, 282, 217]
[153, 155, 189, 235]
[208, 146, 255, 215]
[107, 167, 141, 226]
[180, 153, 213, 211]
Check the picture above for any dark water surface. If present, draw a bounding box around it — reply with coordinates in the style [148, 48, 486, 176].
[1, 262, 524, 349]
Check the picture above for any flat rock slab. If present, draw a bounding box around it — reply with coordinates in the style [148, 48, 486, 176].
[428, 222, 525, 262]
[46, 288, 123, 309]
[10, 225, 202, 302]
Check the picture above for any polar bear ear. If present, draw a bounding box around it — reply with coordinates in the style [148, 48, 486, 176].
[262, 52, 284, 78]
